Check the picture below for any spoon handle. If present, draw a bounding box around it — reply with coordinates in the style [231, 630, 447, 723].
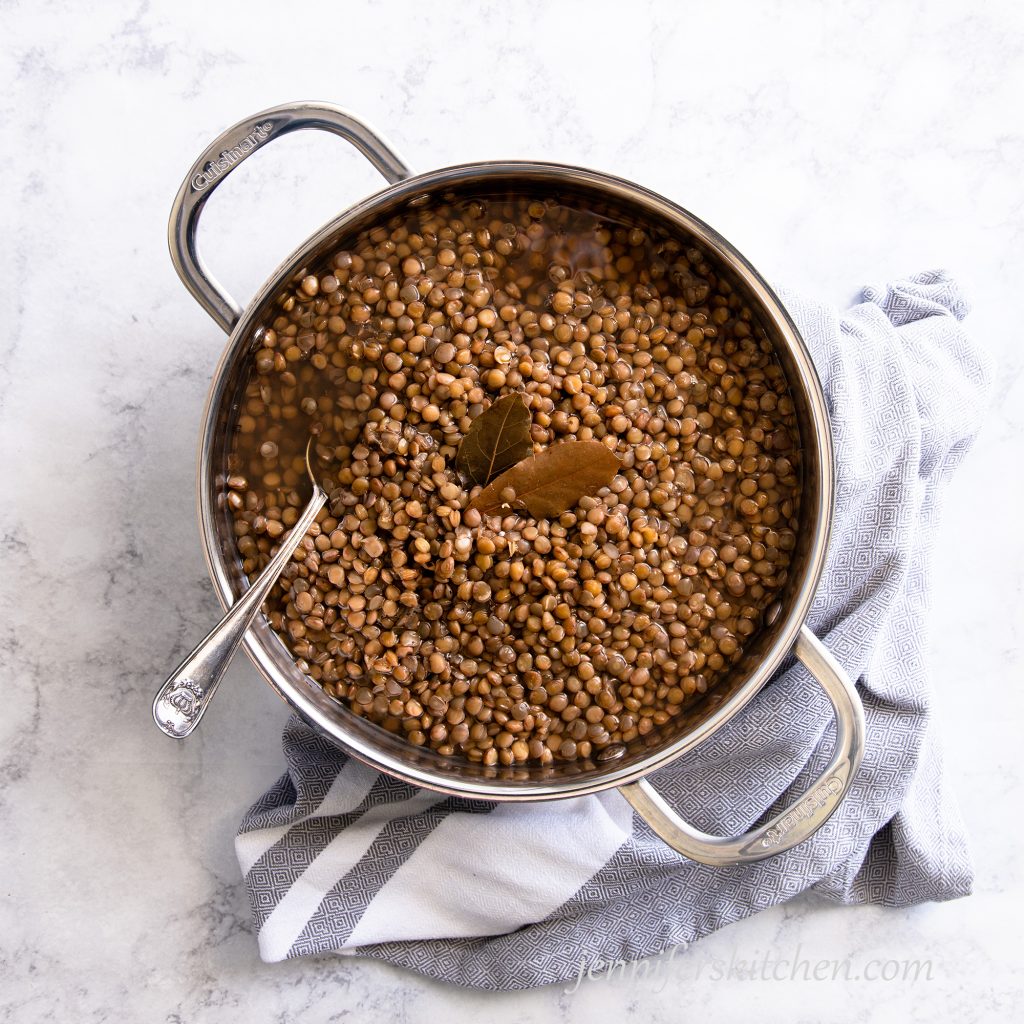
[153, 487, 327, 738]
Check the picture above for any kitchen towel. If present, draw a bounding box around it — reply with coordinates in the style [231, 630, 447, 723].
[235, 270, 991, 989]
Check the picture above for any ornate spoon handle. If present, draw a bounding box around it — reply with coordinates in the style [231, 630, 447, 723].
[153, 486, 326, 738]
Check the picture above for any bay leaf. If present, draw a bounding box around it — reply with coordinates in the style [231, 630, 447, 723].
[469, 440, 622, 518]
[455, 392, 533, 487]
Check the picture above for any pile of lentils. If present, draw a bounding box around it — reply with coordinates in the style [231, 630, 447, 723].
[226, 192, 801, 768]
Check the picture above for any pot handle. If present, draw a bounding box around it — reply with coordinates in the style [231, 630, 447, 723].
[167, 102, 413, 335]
[617, 626, 865, 865]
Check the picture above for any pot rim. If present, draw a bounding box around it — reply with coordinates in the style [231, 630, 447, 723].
[195, 158, 834, 800]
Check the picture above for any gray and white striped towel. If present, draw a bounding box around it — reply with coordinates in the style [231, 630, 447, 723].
[236, 271, 991, 989]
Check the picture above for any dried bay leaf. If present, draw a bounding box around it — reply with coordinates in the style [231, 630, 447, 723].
[469, 440, 622, 518]
[455, 392, 533, 487]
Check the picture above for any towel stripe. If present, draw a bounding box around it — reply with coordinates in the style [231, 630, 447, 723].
[285, 794, 494, 958]
[244, 771, 434, 932]
[258, 789, 446, 962]
[344, 790, 634, 947]
[235, 759, 379, 875]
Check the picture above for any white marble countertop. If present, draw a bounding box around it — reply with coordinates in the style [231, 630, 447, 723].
[2, 1, 1021, 1020]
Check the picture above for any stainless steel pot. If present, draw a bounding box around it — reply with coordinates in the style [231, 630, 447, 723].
[168, 101, 865, 866]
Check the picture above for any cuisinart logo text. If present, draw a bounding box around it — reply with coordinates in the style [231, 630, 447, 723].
[760, 775, 843, 847]
[191, 122, 273, 190]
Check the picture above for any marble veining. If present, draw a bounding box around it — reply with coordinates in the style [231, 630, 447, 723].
[1, 0, 1021, 1020]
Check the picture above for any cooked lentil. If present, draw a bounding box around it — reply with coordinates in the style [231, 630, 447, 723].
[226, 193, 801, 767]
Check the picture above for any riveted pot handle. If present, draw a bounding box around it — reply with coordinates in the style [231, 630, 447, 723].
[168, 102, 412, 335]
[618, 626, 866, 865]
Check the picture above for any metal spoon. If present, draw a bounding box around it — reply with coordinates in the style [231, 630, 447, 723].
[153, 438, 327, 738]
